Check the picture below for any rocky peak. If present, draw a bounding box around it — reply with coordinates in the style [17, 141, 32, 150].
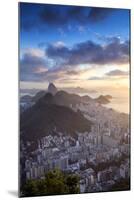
[48, 83, 58, 95]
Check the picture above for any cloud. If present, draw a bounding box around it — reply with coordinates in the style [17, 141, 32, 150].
[46, 43, 70, 65]
[88, 7, 114, 23]
[78, 25, 86, 33]
[20, 3, 115, 31]
[39, 5, 67, 26]
[39, 5, 89, 26]
[65, 70, 80, 75]
[94, 33, 122, 43]
[52, 41, 66, 48]
[20, 37, 129, 83]
[39, 6, 114, 26]
[23, 48, 45, 57]
[105, 69, 129, 76]
[46, 38, 129, 66]
[39, 66, 87, 82]
[88, 76, 106, 80]
[88, 69, 129, 81]
[20, 49, 48, 81]
[20, 47, 88, 82]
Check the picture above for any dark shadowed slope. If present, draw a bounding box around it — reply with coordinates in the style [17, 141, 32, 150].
[20, 102, 92, 142]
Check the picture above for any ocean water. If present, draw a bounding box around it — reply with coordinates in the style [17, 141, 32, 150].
[103, 96, 129, 114]
[78, 89, 130, 114]
[101, 89, 129, 114]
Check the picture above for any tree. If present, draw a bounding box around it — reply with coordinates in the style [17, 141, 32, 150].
[22, 180, 39, 197]
[44, 169, 68, 195]
[65, 174, 80, 194]
[21, 169, 80, 197]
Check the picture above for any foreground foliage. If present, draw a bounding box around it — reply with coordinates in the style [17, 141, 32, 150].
[21, 169, 80, 197]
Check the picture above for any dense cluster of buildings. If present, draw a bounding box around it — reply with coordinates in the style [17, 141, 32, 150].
[21, 101, 130, 193]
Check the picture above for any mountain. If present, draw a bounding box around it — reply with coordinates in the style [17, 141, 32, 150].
[20, 95, 33, 103]
[54, 91, 81, 106]
[48, 83, 58, 95]
[105, 95, 112, 99]
[20, 83, 112, 107]
[20, 91, 46, 104]
[81, 95, 92, 102]
[32, 90, 46, 102]
[20, 102, 92, 142]
[95, 95, 111, 104]
[20, 85, 113, 147]
[20, 91, 46, 113]
[37, 90, 93, 108]
[35, 90, 112, 109]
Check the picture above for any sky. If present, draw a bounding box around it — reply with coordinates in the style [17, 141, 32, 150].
[19, 2, 130, 94]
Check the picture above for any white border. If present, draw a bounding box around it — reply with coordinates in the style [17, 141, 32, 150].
[0, 0, 133, 199]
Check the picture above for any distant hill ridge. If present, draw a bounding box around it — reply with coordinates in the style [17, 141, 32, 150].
[21, 83, 112, 106]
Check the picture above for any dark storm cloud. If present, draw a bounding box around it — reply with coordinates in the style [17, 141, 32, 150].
[106, 70, 129, 76]
[46, 44, 70, 59]
[20, 37, 129, 82]
[39, 5, 88, 26]
[21, 53, 46, 67]
[46, 38, 129, 66]
[40, 6, 114, 26]
[20, 52, 48, 81]
[20, 50, 82, 82]
[39, 5, 69, 25]
[88, 7, 114, 23]
[20, 3, 114, 31]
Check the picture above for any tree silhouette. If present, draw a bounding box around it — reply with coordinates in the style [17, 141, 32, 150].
[21, 169, 80, 197]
